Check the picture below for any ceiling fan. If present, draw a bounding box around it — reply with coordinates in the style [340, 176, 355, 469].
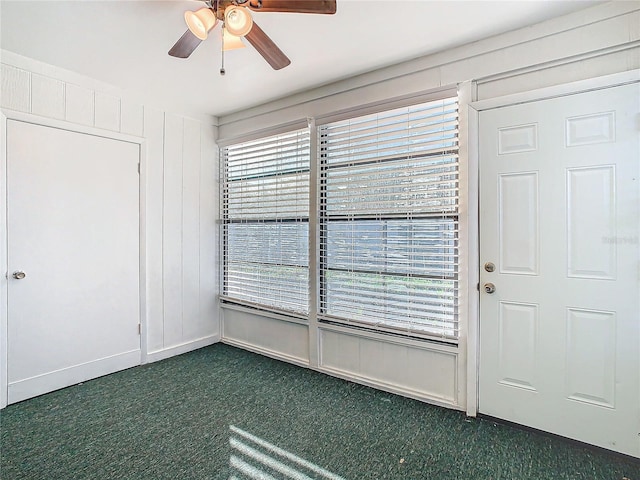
[168, 0, 337, 71]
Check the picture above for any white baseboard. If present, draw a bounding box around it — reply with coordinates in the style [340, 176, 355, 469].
[316, 364, 463, 411]
[145, 335, 219, 363]
[222, 337, 310, 368]
[8, 349, 141, 404]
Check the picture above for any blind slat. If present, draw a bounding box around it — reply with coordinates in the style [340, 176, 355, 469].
[319, 96, 460, 338]
[222, 128, 310, 315]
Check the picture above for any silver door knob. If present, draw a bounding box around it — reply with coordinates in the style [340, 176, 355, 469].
[12, 271, 26, 280]
[484, 283, 495, 294]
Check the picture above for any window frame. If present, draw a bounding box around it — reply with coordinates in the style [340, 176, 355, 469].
[219, 88, 466, 345]
[220, 128, 311, 317]
[316, 96, 461, 342]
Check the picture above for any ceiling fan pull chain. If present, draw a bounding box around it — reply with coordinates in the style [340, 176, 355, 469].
[220, 24, 226, 75]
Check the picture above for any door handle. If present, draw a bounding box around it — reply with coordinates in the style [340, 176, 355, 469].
[12, 271, 26, 280]
[484, 283, 495, 294]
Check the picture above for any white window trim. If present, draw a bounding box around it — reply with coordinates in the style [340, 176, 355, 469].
[220, 127, 311, 316]
[316, 95, 462, 342]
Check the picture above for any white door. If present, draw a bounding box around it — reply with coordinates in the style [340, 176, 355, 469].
[478, 83, 640, 457]
[7, 120, 141, 404]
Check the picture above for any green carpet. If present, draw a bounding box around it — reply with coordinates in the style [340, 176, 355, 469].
[1, 344, 638, 479]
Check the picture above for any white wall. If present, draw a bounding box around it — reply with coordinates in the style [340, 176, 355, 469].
[0, 51, 220, 367]
[218, 2, 639, 140]
[216, 1, 640, 413]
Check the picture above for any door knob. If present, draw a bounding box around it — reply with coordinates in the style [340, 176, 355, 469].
[484, 262, 495, 272]
[484, 283, 495, 294]
[12, 271, 26, 280]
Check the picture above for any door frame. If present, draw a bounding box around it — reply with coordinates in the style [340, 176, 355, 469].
[465, 69, 640, 416]
[0, 109, 148, 408]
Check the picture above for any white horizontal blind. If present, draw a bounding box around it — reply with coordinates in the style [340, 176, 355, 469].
[319, 97, 459, 339]
[222, 128, 310, 315]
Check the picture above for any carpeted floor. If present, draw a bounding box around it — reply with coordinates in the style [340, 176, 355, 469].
[1, 344, 638, 479]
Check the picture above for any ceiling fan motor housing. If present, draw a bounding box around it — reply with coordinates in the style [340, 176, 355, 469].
[169, 0, 337, 69]
[215, 0, 247, 20]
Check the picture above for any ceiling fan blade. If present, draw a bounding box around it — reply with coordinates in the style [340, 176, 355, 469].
[245, 22, 291, 70]
[247, 0, 336, 14]
[168, 30, 202, 58]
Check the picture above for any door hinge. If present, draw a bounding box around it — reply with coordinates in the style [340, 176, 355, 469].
[138, 324, 141, 335]
[137, 163, 140, 174]
[477, 282, 480, 291]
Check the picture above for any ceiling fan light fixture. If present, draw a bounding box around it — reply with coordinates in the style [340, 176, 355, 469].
[223, 28, 246, 51]
[224, 6, 253, 37]
[184, 8, 218, 40]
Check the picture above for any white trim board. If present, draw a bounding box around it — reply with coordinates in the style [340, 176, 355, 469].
[8, 350, 140, 404]
[457, 80, 479, 416]
[471, 70, 639, 111]
[2, 108, 146, 144]
[221, 338, 310, 369]
[315, 364, 464, 412]
[0, 113, 8, 409]
[317, 322, 459, 355]
[220, 301, 309, 327]
[146, 335, 219, 364]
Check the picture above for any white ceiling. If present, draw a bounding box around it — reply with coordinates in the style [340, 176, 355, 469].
[1, 0, 600, 118]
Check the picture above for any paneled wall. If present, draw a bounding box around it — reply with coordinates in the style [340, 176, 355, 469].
[142, 110, 219, 359]
[0, 52, 219, 363]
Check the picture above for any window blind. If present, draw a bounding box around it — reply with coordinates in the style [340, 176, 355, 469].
[222, 128, 310, 315]
[319, 97, 459, 340]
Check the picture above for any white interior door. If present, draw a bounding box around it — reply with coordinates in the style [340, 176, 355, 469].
[7, 120, 141, 404]
[478, 82, 640, 457]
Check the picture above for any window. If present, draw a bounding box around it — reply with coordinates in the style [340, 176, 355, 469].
[318, 97, 459, 339]
[221, 128, 310, 315]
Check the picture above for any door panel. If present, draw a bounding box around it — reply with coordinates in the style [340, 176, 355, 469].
[498, 172, 539, 275]
[566, 166, 616, 278]
[7, 120, 141, 403]
[479, 83, 640, 457]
